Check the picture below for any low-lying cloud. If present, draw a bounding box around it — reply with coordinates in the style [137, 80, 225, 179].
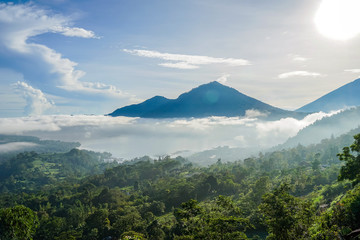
[0, 111, 339, 159]
[0, 142, 38, 153]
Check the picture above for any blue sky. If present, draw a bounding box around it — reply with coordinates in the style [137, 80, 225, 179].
[1, 0, 360, 117]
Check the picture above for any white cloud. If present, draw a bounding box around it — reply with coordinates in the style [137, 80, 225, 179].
[278, 71, 324, 79]
[0, 3, 129, 99]
[0, 111, 342, 158]
[124, 49, 250, 69]
[159, 62, 199, 69]
[0, 115, 137, 135]
[245, 109, 268, 118]
[13, 81, 54, 115]
[255, 110, 340, 141]
[51, 26, 97, 38]
[293, 56, 308, 62]
[216, 74, 230, 84]
[0, 142, 38, 153]
[344, 69, 360, 73]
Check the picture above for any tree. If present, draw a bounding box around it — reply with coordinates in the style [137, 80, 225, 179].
[83, 209, 110, 240]
[0, 205, 39, 240]
[338, 133, 360, 186]
[172, 197, 251, 239]
[259, 184, 314, 240]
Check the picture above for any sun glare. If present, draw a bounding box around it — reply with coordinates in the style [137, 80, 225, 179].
[315, 0, 360, 40]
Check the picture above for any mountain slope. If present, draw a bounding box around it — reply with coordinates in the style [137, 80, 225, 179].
[297, 78, 360, 112]
[0, 149, 117, 193]
[278, 106, 360, 149]
[109, 96, 170, 117]
[110, 81, 294, 118]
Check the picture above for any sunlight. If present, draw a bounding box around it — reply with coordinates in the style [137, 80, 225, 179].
[315, 0, 360, 40]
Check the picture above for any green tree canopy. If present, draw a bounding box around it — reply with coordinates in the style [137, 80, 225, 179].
[0, 205, 39, 240]
[338, 133, 360, 185]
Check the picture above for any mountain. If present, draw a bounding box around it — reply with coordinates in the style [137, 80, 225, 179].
[297, 78, 360, 112]
[110, 81, 298, 119]
[110, 95, 171, 117]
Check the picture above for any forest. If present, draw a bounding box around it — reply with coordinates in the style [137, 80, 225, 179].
[0, 130, 360, 239]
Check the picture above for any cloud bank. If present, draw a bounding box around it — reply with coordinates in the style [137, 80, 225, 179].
[0, 111, 339, 159]
[124, 49, 250, 69]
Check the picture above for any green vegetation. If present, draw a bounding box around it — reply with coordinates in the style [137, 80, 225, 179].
[1, 131, 360, 239]
[0, 149, 116, 193]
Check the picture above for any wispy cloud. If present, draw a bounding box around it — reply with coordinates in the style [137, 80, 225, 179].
[0, 142, 38, 153]
[51, 26, 98, 38]
[293, 55, 308, 62]
[158, 62, 199, 69]
[0, 3, 130, 101]
[124, 49, 250, 69]
[290, 54, 308, 62]
[216, 74, 230, 84]
[278, 71, 324, 79]
[245, 109, 268, 118]
[13, 81, 54, 116]
[344, 69, 360, 73]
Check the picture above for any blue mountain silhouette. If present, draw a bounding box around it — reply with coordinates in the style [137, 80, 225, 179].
[297, 78, 360, 112]
[109, 81, 295, 118]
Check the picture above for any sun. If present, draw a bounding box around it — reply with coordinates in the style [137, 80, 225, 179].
[315, 0, 360, 40]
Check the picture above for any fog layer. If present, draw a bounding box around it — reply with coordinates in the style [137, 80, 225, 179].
[0, 111, 338, 158]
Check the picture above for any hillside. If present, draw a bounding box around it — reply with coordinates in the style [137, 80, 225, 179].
[0, 149, 117, 193]
[188, 146, 259, 166]
[110, 81, 301, 119]
[279, 107, 360, 149]
[1, 131, 360, 239]
[297, 78, 360, 112]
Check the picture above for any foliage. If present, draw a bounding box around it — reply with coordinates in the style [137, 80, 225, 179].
[259, 183, 314, 240]
[0, 205, 39, 240]
[0, 149, 117, 193]
[338, 133, 360, 185]
[0, 131, 360, 239]
[172, 196, 251, 239]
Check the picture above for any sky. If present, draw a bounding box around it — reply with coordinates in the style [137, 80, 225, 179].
[1, 0, 360, 117]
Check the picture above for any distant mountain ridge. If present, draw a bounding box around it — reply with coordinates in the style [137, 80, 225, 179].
[110, 81, 299, 119]
[297, 78, 360, 112]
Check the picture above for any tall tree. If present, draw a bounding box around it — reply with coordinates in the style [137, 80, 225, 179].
[0, 205, 39, 240]
[338, 133, 360, 186]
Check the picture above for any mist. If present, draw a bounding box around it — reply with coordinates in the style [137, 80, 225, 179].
[0, 142, 38, 153]
[0, 111, 338, 159]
